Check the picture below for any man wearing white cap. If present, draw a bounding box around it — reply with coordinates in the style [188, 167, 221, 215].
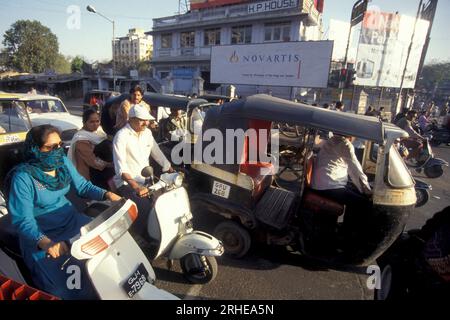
[113, 104, 173, 234]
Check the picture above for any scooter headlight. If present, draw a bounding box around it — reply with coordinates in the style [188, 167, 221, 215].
[173, 174, 183, 187]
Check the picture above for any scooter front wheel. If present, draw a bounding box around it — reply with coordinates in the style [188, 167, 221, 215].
[415, 188, 429, 208]
[424, 165, 444, 179]
[180, 254, 218, 284]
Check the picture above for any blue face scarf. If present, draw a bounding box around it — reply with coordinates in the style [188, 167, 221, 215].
[16, 132, 72, 191]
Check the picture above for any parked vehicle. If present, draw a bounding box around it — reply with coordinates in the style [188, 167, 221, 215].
[403, 138, 448, 178]
[187, 94, 416, 267]
[0, 93, 82, 146]
[83, 90, 120, 113]
[140, 167, 223, 284]
[375, 207, 450, 300]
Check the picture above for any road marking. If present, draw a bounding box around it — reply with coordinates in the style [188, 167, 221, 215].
[184, 284, 202, 300]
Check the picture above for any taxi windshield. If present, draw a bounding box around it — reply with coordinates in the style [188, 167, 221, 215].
[0, 100, 31, 133]
[25, 99, 67, 114]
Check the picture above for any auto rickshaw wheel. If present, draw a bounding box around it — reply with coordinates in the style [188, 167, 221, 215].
[424, 165, 444, 179]
[374, 262, 407, 300]
[214, 221, 251, 259]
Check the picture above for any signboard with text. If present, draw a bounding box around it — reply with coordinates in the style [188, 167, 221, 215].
[354, 11, 429, 88]
[248, 0, 298, 14]
[211, 41, 333, 88]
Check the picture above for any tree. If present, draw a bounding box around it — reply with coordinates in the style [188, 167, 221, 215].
[417, 61, 450, 100]
[71, 56, 85, 73]
[2, 20, 59, 73]
[54, 54, 71, 74]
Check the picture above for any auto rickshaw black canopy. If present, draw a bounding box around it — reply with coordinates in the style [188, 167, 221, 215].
[213, 94, 392, 143]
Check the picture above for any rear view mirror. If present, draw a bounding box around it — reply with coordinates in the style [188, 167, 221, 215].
[141, 166, 154, 178]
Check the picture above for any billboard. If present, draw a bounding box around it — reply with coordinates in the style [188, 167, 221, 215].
[354, 11, 430, 88]
[210, 41, 333, 88]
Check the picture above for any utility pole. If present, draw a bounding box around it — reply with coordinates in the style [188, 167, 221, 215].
[396, 0, 423, 114]
[339, 0, 369, 101]
[415, 0, 438, 89]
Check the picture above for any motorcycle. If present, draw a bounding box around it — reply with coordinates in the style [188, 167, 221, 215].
[428, 123, 450, 147]
[404, 138, 448, 179]
[141, 167, 223, 284]
[375, 207, 450, 300]
[0, 194, 179, 300]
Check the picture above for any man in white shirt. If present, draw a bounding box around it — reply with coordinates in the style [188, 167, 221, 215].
[113, 104, 173, 234]
[311, 135, 372, 214]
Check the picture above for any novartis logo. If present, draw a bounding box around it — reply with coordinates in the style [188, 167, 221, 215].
[229, 51, 240, 63]
[228, 50, 300, 64]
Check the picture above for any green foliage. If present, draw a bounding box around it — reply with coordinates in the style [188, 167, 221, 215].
[418, 62, 450, 91]
[71, 56, 85, 73]
[2, 20, 59, 73]
[54, 54, 71, 74]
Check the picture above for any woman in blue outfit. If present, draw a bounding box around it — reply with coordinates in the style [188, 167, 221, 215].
[8, 125, 121, 300]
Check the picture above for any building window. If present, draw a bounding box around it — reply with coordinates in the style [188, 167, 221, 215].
[161, 33, 172, 49]
[231, 25, 252, 44]
[204, 28, 221, 46]
[181, 31, 195, 48]
[264, 22, 291, 42]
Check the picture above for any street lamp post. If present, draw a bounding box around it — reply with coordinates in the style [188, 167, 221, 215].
[87, 5, 116, 91]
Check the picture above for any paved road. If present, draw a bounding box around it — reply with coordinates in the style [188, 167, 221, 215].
[150, 146, 450, 300]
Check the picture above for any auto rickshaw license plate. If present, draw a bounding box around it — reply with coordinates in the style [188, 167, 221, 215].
[122, 263, 149, 298]
[212, 181, 231, 199]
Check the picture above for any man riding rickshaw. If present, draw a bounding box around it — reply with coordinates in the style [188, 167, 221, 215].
[187, 94, 416, 266]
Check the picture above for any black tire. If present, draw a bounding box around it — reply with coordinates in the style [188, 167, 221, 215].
[180, 254, 218, 284]
[374, 262, 407, 300]
[430, 139, 441, 147]
[214, 221, 251, 258]
[415, 189, 429, 208]
[424, 165, 444, 179]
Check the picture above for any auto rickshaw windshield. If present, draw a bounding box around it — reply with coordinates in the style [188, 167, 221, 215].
[387, 145, 414, 188]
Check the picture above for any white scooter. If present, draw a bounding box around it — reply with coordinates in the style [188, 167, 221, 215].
[141, 167, 224, 284]
[0, 193, 178, 300]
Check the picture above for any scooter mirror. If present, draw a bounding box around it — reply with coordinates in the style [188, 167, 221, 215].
[141, 166, 154, 178]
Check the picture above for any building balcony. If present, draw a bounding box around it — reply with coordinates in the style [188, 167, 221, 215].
[151, 0, 320, 32]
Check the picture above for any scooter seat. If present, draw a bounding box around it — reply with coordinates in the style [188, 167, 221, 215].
[0, 215, 21, 257]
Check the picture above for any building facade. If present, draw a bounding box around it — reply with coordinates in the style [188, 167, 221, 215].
[113, 28, 153, 67]
[149, 0, 324, 98]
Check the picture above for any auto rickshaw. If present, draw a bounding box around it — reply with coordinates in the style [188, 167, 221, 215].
[187, 94, 416, 266]
[83, 90, 120, 113]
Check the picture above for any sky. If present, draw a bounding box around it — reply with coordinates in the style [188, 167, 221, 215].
[0, 0, 449, 64]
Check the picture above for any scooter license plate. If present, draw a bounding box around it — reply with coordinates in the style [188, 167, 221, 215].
[122, 263, 149, 298]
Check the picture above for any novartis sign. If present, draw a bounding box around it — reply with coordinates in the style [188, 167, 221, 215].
[248, 0, 299, 14]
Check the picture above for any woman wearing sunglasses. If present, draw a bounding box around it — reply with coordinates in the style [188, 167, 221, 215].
[7, 125, 121, 299]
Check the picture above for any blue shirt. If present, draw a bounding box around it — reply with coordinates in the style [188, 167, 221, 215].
[8, 157, 106, 247]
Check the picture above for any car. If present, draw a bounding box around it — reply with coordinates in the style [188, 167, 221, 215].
[83, 90, 120, 113]
[0, 93, 82, 146]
